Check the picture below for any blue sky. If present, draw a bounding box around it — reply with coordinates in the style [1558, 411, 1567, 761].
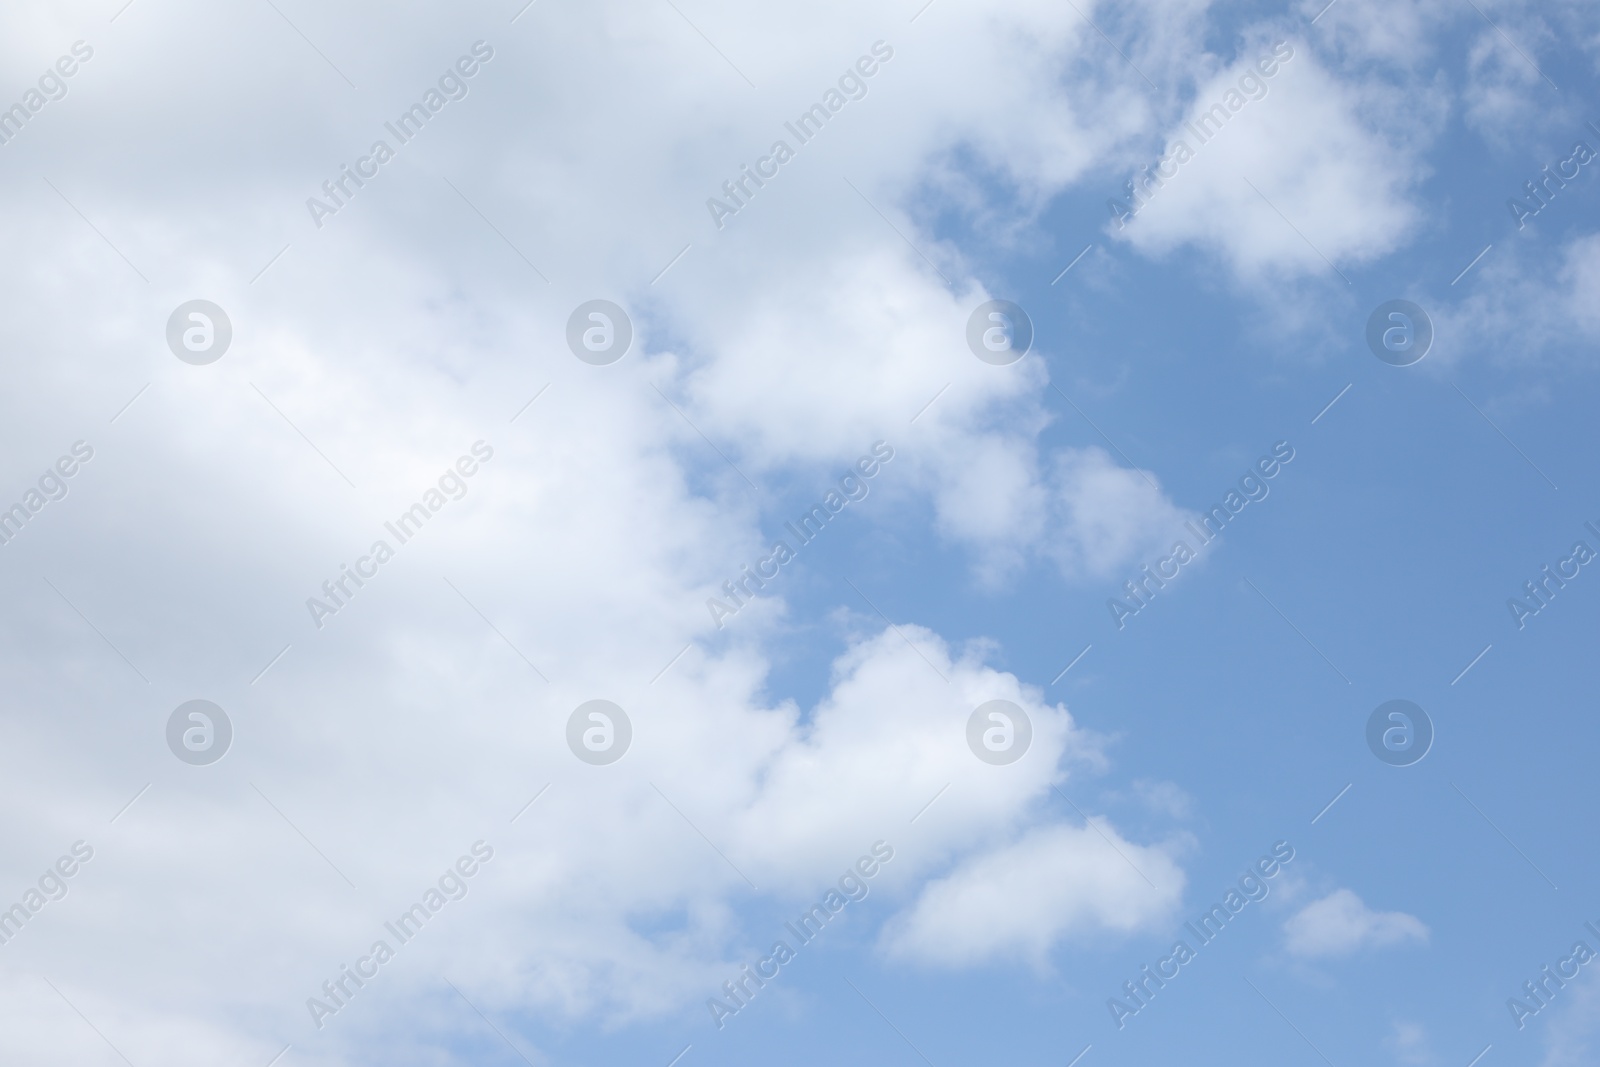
[0, 0, 1598, 1065]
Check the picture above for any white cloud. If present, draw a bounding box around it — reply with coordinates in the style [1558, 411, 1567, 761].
[1282, 889, 1428, 958]
[1443, 230, 1600, 372]
[1111, 37, 1431, 280]
[1560, 233, 1600, 334]
[1539, 965, 1600, 1067]
[880, 821, 1186, 968]
[1044, 447, 1194, 580]
[1300, 0, 1453, 69]
[1462, 26, 1550, 145]
[0, 0, 1445, 1059]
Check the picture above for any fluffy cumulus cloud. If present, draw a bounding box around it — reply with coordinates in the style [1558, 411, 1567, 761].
[880, 822, 1186, 968]
[0, 0, 1483, 1060]
[0, 0, 1235, 1062]
[1282, 889, 1428, 958]
[1044, 448, 1195, 579]
[1108, 37, 1427, 279]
